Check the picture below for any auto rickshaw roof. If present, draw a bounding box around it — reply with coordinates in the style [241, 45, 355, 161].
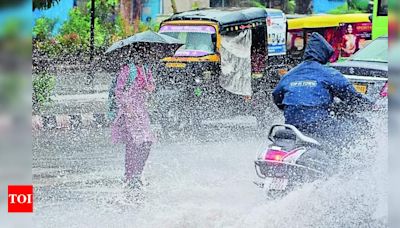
[286, 14, 307, 19]
[163, 7, 283, 29]
[288, 13, 371, 30]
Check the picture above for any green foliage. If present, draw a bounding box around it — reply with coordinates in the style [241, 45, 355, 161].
[86, 0, 119, 22]
[139, 21, 160, 32]
[35, 38, 61, 56]
[191, 1, 200, 9]
[34, 0, 163, 55]
[58, 0, 121, 49]
[0, 19, 27, 38]
[250, 0, 265, 8]
[350, 0, 369, 11]
[287, 0, 295, 14]
[32, 74, 56, 112]
[0, 19, 31, 58]
[328, 2, 364, 14]
[0, 76, 24, 109]
[250, 0, 295, 14]
[33, 17, 57, 40]
[113, 14, 129, 39]
[59, 7, 109, 50]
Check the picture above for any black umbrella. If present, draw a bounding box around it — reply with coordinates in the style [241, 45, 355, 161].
[105, 30, 184, 60]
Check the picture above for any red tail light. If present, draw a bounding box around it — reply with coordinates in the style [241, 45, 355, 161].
[265, 149, 287, 161]
[380, 82, 388, 97]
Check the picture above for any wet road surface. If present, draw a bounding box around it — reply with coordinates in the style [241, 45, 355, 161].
[33, 115, 387, 228]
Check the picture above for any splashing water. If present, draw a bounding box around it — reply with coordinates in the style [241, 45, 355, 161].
[33, 112, 387, 228]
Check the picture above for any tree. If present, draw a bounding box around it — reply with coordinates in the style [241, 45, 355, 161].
[133, 0, 142, 32]
[171, 0, 177, 13]
[119, 0, 142, 33]
[32, 0, 61, 10]
[294, 0, 312, 14]
[119, 0, 132, 33]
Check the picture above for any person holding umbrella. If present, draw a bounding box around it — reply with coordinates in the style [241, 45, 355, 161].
[106, 31, 184, 189]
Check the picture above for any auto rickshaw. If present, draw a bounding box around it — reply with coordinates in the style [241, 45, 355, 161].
[154, 7, 287, 132]
[287, 13, 372, 65]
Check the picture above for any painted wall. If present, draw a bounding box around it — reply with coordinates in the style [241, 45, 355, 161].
[313, 0, 345, 13]
[162, 0, 210, 15]
[141, 0, 161, 23]
[32, 0, 75, 35]
[0, 1, 31, 35]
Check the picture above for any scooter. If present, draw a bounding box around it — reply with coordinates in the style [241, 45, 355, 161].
[253, 101, 374, 199]
[254, 124, 331, 199]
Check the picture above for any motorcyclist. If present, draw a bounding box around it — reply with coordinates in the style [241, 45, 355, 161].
[272, 32, 372, 152]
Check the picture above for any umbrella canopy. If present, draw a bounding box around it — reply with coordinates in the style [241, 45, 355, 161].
[105, 30, 184, 58]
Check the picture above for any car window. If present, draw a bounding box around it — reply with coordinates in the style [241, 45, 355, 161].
[378, 0, 388, 16]
[350, 38, 388, 63]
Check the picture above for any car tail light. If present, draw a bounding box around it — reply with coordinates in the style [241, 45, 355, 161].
[380, 82, 388, 97]
[265, 149, 287, 161]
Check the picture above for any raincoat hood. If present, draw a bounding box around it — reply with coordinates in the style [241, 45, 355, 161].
[303, 32, 334, 64]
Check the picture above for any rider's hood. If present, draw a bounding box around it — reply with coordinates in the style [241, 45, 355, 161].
[303, 32, 334, 64]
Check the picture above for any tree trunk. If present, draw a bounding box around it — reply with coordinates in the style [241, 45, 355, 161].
[120, 0, 132, 34]
[133, 0, 142, 33]
[294, 0, 312, 14]
[171, 0, 177, 13]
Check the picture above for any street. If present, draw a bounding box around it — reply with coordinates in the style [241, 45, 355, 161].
[33, 123, 265, 227]
[0, 0, 387, 226]
[33, 115, 387, 228]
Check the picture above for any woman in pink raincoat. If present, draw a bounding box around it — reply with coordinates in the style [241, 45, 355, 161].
[110, 57, 155, 189]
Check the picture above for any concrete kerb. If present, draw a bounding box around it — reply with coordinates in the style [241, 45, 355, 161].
[32, 113, 110, 131]
[32, 92, 110, 131]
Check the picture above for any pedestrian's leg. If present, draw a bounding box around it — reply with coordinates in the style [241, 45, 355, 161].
[125, 141, 137, 182]
[132, 142, 152, 176]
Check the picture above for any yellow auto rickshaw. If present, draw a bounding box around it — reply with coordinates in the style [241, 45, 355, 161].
[287, 13, 372, 65]
[154, 7, 288, 130]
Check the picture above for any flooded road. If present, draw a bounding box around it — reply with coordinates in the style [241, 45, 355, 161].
[33, 115, 387, 228]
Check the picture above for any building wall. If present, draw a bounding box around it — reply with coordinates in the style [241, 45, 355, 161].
[142, 0, 162, 22]
[313, 0, 345, 14]
[162, 0, 210, 15]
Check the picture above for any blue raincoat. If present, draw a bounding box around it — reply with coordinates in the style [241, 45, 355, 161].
[272, 32, 366, 127]
[272, 33, 372, 154]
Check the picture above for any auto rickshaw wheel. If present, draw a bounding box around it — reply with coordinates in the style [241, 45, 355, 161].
[252, 91, 271, 130]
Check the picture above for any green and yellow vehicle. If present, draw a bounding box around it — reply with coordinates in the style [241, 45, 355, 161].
[372, 0, 388, 39]
[154, 7, 288, 131]
[287, 13, 372, 64]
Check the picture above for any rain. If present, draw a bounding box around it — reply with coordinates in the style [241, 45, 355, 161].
[28, 0, 389, 227]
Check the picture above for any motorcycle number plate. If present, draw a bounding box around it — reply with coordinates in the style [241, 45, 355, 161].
[353, 84, 367, 94]
[265, 177, 288, 191]
[166, 62, 186, 68]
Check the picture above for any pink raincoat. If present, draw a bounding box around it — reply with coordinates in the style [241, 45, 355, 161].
[111, 64, 155, 145]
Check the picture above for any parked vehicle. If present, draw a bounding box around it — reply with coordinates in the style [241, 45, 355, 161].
[331, 36, 388, 109]
[372, 0, 388, 39]
[155, 7, 288, 131]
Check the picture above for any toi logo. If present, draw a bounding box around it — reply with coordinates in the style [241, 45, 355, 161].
[8, 185, 33, 213]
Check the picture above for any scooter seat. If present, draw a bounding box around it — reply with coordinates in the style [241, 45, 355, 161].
[273, 129, 296, 140]
[273, 129, 297, 151]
